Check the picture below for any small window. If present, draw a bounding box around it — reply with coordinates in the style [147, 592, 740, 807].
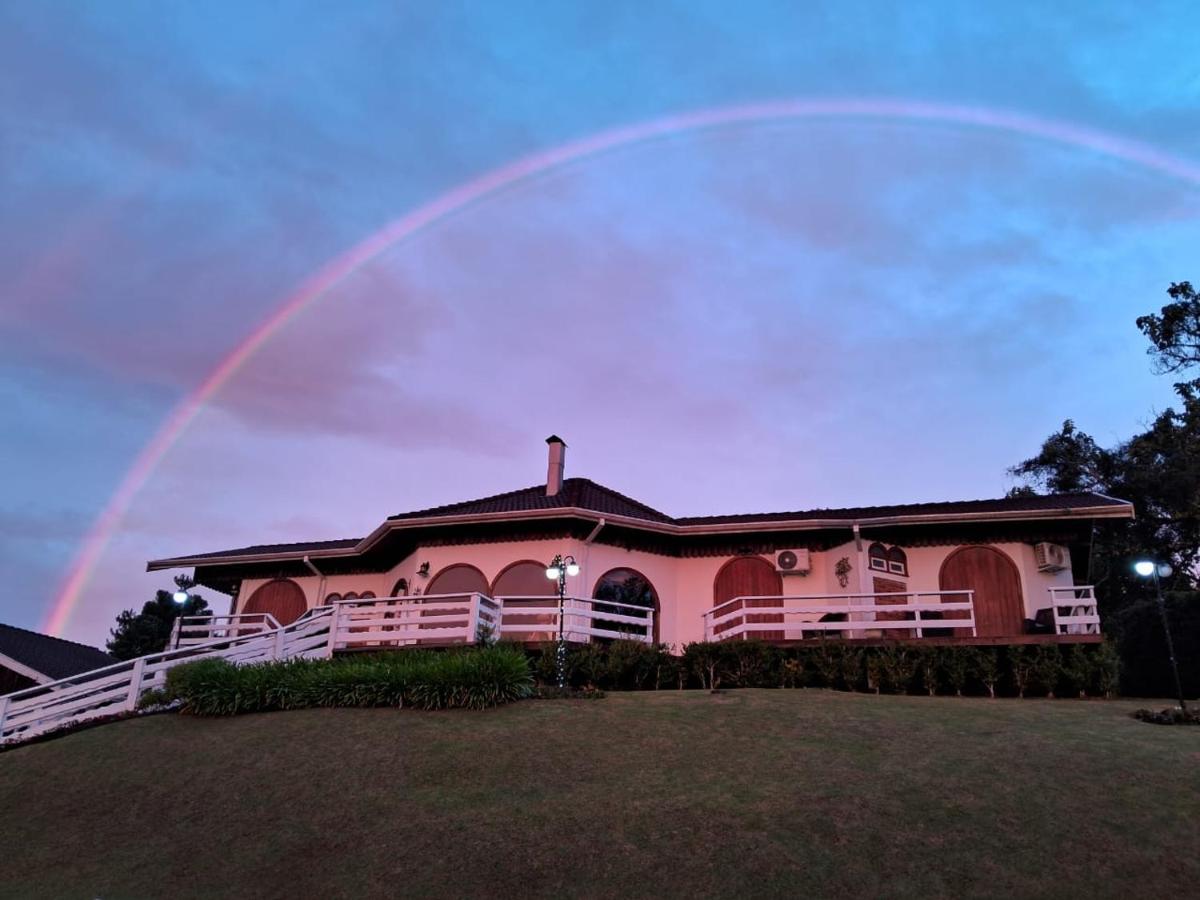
[868, 542, 888, 573]
[886, 546, 908, 577]
[391, 578, 409, 597]
[325, 592, 342, 605]
[360, 591, 376, 600]
[343, 592, 359, 603]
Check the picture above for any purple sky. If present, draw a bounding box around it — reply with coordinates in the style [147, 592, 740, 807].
[3, 2, 1198, 645]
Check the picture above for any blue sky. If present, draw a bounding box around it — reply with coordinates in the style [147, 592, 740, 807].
[2, 0, 1199, 644]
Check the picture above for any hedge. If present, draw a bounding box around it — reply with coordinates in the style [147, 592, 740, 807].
[148, 645, 534, 715]
[528, 639, 1122, 698]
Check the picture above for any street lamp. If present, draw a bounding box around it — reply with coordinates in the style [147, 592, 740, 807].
[1133, 558, 1188, 713]
[546, 554, 580, 688]
[172, 575, 195, 605]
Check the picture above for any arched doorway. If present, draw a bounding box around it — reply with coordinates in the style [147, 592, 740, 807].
[939, 546, 1025, 638]
[421, 564, 488, 643]
[592, 567, 658, 642]
[242, 579, 307, 626]
[713, 557, 783, 641]
[492, 560, 558, 643]
[425, 564, 489, 596]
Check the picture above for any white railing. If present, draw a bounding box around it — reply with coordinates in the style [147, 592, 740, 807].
[169, 613, 280, 648]
[1042, 586, 1101, 635]
[701, 591, 977, 642]
[0, 607, 335, 745]
[497, 596, 655, 644]
[329, 593, 501, 651]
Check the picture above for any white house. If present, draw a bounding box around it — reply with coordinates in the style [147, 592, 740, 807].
[148, 437, 1132, 650]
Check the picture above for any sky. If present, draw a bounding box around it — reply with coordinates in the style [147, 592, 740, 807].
[3, 1, 1199, 646]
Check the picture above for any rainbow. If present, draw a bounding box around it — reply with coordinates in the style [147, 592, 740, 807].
[44, 97, 1200, 636]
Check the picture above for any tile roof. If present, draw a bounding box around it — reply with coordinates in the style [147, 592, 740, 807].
[0, 623, 116, 682]
[150, 481, 1131, 567]
[387, 478, 675, 524]
[162, 538, 363, 562]
[674, 492, 1129, 525]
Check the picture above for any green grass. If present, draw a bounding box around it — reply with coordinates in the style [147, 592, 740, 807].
[0, 691, 1196, 899]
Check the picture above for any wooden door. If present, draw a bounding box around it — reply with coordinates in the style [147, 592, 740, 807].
[938, 546, 1025, 638]
[713, 557, 784, 641]
[242, 579, 307, 626]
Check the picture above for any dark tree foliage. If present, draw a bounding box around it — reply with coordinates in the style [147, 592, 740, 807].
[107, 590, 210, 661]
[1136, 281, 1200, 374]
[1011, 282, 1200, 696]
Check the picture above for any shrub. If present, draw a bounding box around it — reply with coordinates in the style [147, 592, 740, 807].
[1060, 645, 1091, 699]
[806, 642, 842, 688]
[684, 641, 730, 690]
[1010, 647, 1036, 698]
[517, 640, 1118, 699]
[1031, 645, 1062, 698]
[837, 647, 863, 691]
[1092, 640, 1121, 698]
[970, 648, 1001, 698]
[779, 653, 805, 689]
[725, 641, 778, 688]
[876, 645, 917, 694]
[940, 648, 972, 697]
[163, 645, 533, 715]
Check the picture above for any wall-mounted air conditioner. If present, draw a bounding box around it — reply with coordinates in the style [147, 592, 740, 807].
[774, 549, 811, 575]
[1033, 542, 1071, 573]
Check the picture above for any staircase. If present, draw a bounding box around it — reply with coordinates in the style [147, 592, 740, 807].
[0, 607, 336, 745]
[1, 591, 652, 745]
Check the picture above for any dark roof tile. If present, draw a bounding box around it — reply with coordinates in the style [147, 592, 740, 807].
[387, 478, 675, 524]
[675, 492, 1128, 525]
[0, 624, 115, 682]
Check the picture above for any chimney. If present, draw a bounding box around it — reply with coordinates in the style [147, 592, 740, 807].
[545, 435, 566, 496]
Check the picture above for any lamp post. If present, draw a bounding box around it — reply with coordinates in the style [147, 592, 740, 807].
[1133, 559, 1188, 713]
[546, 554, 580, 689]
[172, 575, 195, 605]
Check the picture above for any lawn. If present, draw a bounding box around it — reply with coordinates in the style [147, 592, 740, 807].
[0, 690, 1196, 899]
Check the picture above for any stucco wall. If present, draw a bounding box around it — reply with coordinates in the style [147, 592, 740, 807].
[234, 538, 1079, 646]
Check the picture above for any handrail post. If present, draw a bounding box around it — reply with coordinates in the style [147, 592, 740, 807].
[273, 624, 286, 660]
[124, 658, 147, 712]
[467, 593, 482, 645]
[326, 603, 340, 658]
[168, 617, 182, 651]
[969, 590, 977, 637]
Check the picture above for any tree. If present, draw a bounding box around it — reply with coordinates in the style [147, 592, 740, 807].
[107, 589, 210, 661]
[1009, 419, 1109, 494]
[1136, 281, 1200, 374]
[1009, 280, 1200, 697]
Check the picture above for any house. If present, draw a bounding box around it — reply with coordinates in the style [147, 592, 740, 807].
[0, 624, 116, 693]
[147, 436, 1133, 650]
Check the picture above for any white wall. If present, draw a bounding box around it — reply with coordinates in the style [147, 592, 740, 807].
[233, 537, 1079, 646]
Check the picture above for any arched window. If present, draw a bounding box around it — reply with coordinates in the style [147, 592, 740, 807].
[324, 592, 342, 605]
[491, 560, 558, 642]
[425, 564, 489, 596]
[593, 567, 658, 642]
[390, 578, 409, 597]
[360, 591, 376, 600]
[491, 560, 557, 597]
[342, 591, 359, 603]
[867, 542, 888, 573]
[886, 546, 908, 577]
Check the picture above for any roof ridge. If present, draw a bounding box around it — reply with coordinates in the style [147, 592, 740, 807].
[565, 477, 673, 520]
[391, 482, 549, 519]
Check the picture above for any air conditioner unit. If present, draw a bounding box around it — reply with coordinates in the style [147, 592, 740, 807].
[774, 549, 811, 575]
[1034, 542, 1071, 573]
